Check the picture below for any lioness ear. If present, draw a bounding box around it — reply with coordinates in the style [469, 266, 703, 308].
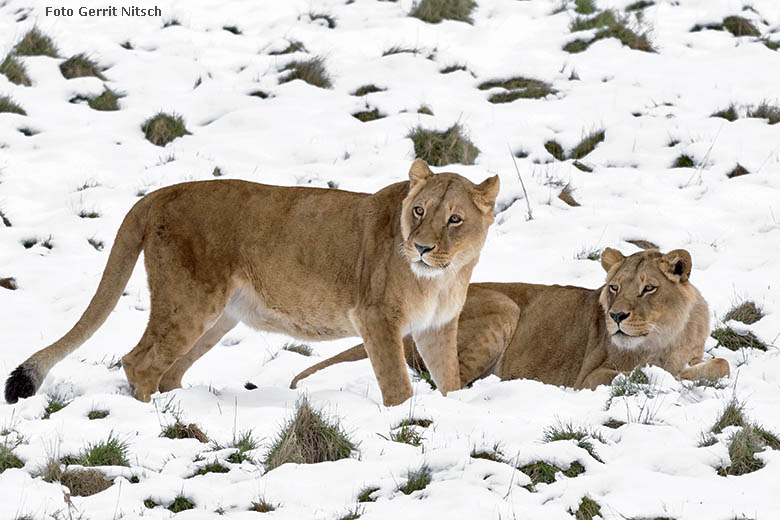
[601, 247, 625, 273]
[473, 175, 500, 214]
[660, 249, 692, 282]
[409, 159, 433, 187]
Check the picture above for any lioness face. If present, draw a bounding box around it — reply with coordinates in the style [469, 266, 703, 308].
[400, 160, 499, 279]
[599, 248, 697, 350]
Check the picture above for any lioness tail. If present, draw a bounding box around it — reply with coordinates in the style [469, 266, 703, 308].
[4, 195, 154, 404]
[290, 344, 368, 389]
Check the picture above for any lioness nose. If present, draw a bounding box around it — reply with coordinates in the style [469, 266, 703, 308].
[415, 243, 434, 256]
[610, 311, 630, 324]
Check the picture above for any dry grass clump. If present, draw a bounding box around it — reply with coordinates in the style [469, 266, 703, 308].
[712, 104, 738, 121]
[263, 397, 356, 471]
[14, 27, 58, 57]
[565, 10, 654, 53]
[478, 76, 556, 103]
[408, 123, 479, 166]
[88, 88, 121, 111]
[0, 442, 24, 473]
[417, 105, 434, 115]
[142, 112, 190, 146]
[0, 95, 26, 115]
[1, 55, 31, 86]
[60, 54, 105, 79]
[279, 57, 332, 89]
[570, 129, 605, 159]
[250, 497, 277, 512]
[410, 0, 476, 24]
[161, 417, 209, 442]
[724, 300, 763, 324]
[727, 164, 750, 179]
[60, 468, 113, 496]
[747, 101, 780, 124]
[269, 40, 307, 55]
[692, 16, 760, 37]
[573, 496, 602, 520]
[88, 409, 109, 420]
[711, 327, 767, 351]
[558, 184, 580, 207]
[352, 108, 385, 122]
[352, 84, 386, 96]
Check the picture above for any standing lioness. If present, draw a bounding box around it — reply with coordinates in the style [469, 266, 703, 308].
[5, 160, 499, 406]
[292, 248, 730, 389]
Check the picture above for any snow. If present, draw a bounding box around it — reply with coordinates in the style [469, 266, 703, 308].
[2, 0, 780, 518]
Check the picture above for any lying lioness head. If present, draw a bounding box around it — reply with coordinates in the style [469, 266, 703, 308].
[292, 247, 730, 391]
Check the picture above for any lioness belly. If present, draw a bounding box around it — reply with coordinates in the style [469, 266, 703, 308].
[224, 287, 356, 341]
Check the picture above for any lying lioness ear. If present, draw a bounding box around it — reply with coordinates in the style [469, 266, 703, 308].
[601, 247, 625, 272]
[660, 249, 692, 282]
[409, 158, 433, 187]
[472, 175, 500, 214]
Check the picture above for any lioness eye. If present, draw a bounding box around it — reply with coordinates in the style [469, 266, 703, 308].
[413, 206, 424, 217]
[448, 215, 462, 225]
[642, 285, 656, 294]
[609, 284, 619, 293]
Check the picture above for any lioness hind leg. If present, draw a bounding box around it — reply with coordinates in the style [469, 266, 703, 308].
[158, 313, 238, 393]
[678, 358, 730, 382]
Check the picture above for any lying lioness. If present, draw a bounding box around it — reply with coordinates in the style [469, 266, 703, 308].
[5, 160, 499, 406]
[291, 248, 730, 390]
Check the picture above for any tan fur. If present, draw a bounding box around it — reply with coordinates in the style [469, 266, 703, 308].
[5, 160, 499, 407]
[291, 249, 730, 390]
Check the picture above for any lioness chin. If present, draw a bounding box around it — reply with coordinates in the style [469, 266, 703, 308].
[4, 159, 499, 407]
[291, 248, 730, 390]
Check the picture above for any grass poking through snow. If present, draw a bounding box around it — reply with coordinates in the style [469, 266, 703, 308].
[60, 54, 105, 79]
[566, 10, 654, 53]
[408, 123, 479, 166]
[142, 112, 190, 146]
[282, 343, 313, 356]
[409, 0, 476, 25]
[0, 96, 26, 115]
[399, 464, 432, 495]
[747, 101, 780, 124]
[279, 57, 332, 89]
[263, 397, 356, 471]
[711, 328, 768, 351]
[724, 300, 763, 325]
[14, 28, 58, 57]
[478, 76, 556, 103]
[161, 417, 209, 443]
[1, 55, 31, 86]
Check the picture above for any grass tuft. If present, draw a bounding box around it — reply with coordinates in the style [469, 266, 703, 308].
[575, 0, 597, 15]
[76, 435, 130, 467]
[263, 396, 356, 471]
[626, 1, 654, 11]
[409, 0, 476, 24]
[724, 301, 763, 324]
[1, 55, 31, 86]
[417, 105, 434, 115]
[727, 164, 750, 179]
[142, 112, 190, 146]
[610, 367, 649, 398]
[168, 495, 194, 513]
[747, 101, 780, 124]
[603, 419, 626, 429]
[88, 88, 121, 111]
[194, 460, 230, 476]
[711, 399, 746, 434]
[250, 497, 277, 512]
[352, 108, 385, 122]
[570, 10, 617, 32]
[161, 417, 208, 443]
[0, 442, 24, 473]
[357, 486, 380, 502]
[43, 394, 69, 419]
[269, 40, 307, 55]
[566, 11, 654, 53]
[222, 25, 241, 35]
[0, 95, 26, 115]
[440, 64, 468, 74]
[213, 430, 261, 464]
[282, 343, 313, 356]
[574, 496, 602, 520]
[88, 409, 109, 420]
[279, 57, 332, 89]
[143, 498, 157, 508]
[722, 16, 760, 37]
[478, 77, 555, 103]
[544, 140, 565, 161]
[470, 443, 506, 463]
[388, 425, 424, 446]
[59, 468, 112, 496]
[542, 421, 603, 461]
[352, 84, 385, 96]
[712, 104, 738, 121]
[408, 123, 479, 166]
[59, 54, 104, 79]
[338, 505, 364, 520]
[0, 277, 18, 290]
[14, 28, 58, 57]
[672, 154, 695, 168]
[307, 12, 337, 29]
[570, 129, 605, 159]
[519, 461, 559, 486]
[711, 327, 767, 351]
[399, 464, 432, 495]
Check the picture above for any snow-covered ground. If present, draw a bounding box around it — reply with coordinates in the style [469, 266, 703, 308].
[1, 0, 780, 518]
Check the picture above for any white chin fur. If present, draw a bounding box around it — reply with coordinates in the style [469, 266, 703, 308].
[410, 261, 445, 279]
[610, 333, 646, 350]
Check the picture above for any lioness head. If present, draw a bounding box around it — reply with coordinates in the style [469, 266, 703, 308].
[599, 248, 700, 350]
[400, 159, 499, 279]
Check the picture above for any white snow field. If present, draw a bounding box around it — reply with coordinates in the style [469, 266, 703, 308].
[1, 0, 780, 518]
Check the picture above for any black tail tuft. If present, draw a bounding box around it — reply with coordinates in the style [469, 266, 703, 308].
[4, 364, 37, 404]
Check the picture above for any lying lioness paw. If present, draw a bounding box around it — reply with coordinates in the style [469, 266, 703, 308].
[291, 248, 730, 390]
[5, 159, 499, 407]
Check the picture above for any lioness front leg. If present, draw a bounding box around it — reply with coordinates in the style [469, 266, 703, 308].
[412, 318, 460, 395]
[579, 365, 621, 390]
[678, 358, 730, 382]
[357, 309, 412, 407]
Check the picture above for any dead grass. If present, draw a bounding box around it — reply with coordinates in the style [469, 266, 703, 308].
[89, 88, 122, 111]
[0, 96, 26, 115]
[250, 497, 277, 512]
[558, 184, 580, 207]
[712, 104, 739, 121]
[142, 112, 190, 146]
[747, 101, 780, 124]
[1, 55, 31, 86]
[14, 27, 58, 57]
[352, 84, 386, 96]
[408, 123, 479, 166]
[263, 396, 356, 471]
[440, 63, 468, 74]
[60, 54, 105, 79]
[711, 327, 767, 351]
[723, 16, 760, 37]
[279, 57, 332, 89]
[269, 40, 307, 55]
[161, 417, 208, 442]
[727, 164, 750, 179]
[478, 76, 556, 103]
[352, 108, 385, 122]
[409, 0, 476, 24]
[570, 129, 605, 159]
[60, 468, 113, 496]
[724, 300, 763, 324]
